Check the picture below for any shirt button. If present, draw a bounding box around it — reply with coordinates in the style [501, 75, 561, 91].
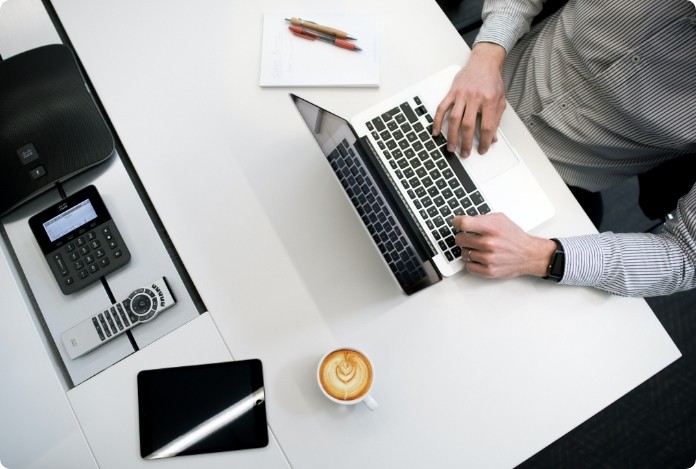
[560, 102, 568, 109]
[632, 55, 640, 63]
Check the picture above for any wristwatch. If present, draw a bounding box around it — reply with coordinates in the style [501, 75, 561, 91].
[543, 238, 565, 282]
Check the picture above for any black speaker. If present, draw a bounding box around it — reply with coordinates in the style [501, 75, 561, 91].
[0, 44, 115, 216]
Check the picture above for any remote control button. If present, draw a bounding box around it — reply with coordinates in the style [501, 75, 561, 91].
[95, 249, 105, 259]
[114, 250, 122, 258]
[99, 257, 110, 267]
[73, 260, 84, 270]
[79, 246, 90, 256]
[85, 254, 95, 264]
[76, 237, 86, 246]
[69, 251, 80, 261]
[90, 240, 101, 250]
[65, 277, 74, 286]
[116, 304, 131, 327]
[130, 293, 153, 316]
[139, 309, 157, 321]
[123, 299, 139, 323]
[111, 307, 124, 331]
[65, 243, 76, 253]
[79, 270, 89, 280]
[105, 313, 117, 335]
[99, 314, 111, 337]
[86, 231, 96, 241]
[92, 318, 105, 341]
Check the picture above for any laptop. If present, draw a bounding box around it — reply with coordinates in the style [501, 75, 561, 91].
[290, 65, 554, 294]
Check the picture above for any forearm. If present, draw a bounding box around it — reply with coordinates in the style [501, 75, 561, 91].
[475, 0, 546, 52]
[557, 186, 696, 296]
[454, 186, 696, 294]
[558, 232, 696, 296]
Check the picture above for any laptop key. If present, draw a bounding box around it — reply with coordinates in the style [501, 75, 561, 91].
[478, 204, 491, 214]
[400, 102, 418, 123]
[471, 191, 485, 205]
[441, 147, 477, 193]
[372, 116, 386, 131]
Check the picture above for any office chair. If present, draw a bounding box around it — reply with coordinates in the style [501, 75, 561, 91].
[638, 154, 695, 231]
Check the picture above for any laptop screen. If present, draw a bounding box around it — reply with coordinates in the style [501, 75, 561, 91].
[290, 94, 440, 294]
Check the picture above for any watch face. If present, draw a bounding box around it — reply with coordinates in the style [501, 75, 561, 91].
[549, 249, 565, 280]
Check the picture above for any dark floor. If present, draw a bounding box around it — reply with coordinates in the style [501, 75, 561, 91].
[436, 2, 696, 466]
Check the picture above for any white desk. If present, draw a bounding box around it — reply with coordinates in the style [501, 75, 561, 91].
[0, 0, 682, 467]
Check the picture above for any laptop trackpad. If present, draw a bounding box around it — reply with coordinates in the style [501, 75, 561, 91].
[459, 133, 519, 183]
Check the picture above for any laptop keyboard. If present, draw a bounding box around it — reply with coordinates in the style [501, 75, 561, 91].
[365, 97, 490, 262]
[328, 139, 429, 287]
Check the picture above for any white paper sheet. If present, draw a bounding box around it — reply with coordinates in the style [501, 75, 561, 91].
[259, 12, 379, 87]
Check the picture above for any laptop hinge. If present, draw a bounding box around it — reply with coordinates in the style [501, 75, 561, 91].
[357, 136, 438, 261]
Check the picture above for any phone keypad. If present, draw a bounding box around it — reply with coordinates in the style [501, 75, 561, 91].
[47, 220, 131, 295]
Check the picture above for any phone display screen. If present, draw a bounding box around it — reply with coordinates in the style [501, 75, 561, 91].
[42, 199, 98, 242]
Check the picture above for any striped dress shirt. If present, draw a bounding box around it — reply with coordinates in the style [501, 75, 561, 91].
[474, 0, 696, 296]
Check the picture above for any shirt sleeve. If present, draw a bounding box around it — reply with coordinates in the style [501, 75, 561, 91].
[474, 0, 546, 53]
[557, 183, 696, 297]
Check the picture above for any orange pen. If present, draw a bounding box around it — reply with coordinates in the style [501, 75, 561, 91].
[289, 25, 362, 52]
[286, 17, 357, 40]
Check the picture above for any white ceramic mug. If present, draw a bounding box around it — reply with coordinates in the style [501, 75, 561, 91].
[317, 347, 378, 411]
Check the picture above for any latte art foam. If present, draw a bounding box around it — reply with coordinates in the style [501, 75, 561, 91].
[319, 349, 372, 401]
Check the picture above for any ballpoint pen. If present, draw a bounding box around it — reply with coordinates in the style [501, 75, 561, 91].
[288, 25, 362, 52]
[285, 17, 357, 40]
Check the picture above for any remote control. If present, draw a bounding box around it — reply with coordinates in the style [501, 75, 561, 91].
[61, 277, 176, 359]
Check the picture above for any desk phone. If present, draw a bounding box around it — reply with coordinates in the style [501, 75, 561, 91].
[29, 185, 131, 294]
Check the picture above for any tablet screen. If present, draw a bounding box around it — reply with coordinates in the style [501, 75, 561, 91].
[137, 359, 268, 459]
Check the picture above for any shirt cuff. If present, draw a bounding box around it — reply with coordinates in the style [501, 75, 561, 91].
[555, 235, 605, 286]
[474, 12, 531, 53]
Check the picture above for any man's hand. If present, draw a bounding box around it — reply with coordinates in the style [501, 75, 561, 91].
[453, 213, 557, 279]
[432, 42, 507, 157]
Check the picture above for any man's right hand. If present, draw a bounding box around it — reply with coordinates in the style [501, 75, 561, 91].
[453, 213, 557, 279]
[432, 42, 507, 157]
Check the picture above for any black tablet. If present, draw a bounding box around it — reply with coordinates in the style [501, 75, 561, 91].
[137, 359, 268, 459]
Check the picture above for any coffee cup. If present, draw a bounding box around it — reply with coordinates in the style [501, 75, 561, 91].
[317, 347, 378, 411]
